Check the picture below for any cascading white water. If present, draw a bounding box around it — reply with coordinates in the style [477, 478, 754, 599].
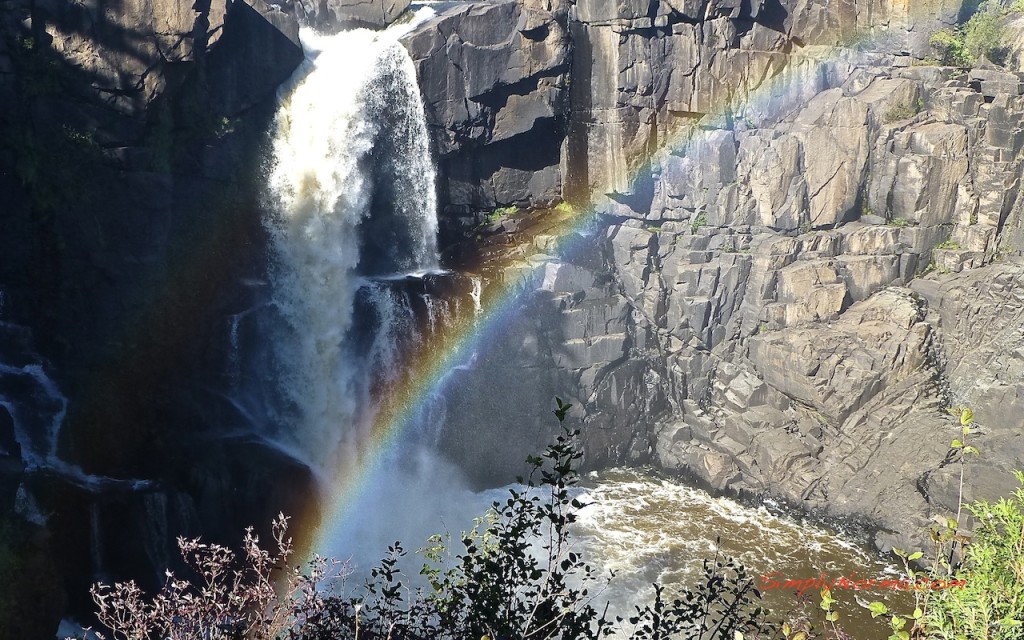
[265, 13, 439, 471]
[360, 282, 418, 390]
[0, 362, 66, 468]
[470, 276, 482, 315]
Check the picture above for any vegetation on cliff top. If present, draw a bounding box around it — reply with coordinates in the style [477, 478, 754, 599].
[929, 0, 1023, 67]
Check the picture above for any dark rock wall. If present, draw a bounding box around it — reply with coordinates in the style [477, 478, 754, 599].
[0, 0, 309, 631]
[291, 0, 412, 30]
[1, 0, 302, 468]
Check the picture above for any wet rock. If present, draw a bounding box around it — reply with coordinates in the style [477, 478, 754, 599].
[0, 405, 20, 461]
[0, 515, 65, 639]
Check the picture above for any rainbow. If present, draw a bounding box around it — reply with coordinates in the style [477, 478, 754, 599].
[307, 1, 966, 555]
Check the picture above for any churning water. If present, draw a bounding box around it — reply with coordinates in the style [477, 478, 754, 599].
[574, 469, 907, 638]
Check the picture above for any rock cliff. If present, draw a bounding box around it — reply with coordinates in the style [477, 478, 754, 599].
[408, 0, 1024, 555]
[291, 0, 412, 30]
[0, 0, 307, 632]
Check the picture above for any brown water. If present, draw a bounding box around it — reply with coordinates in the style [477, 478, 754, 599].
[573, 468, 915, 639]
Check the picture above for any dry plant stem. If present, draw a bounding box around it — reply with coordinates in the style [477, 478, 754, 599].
[949, 460, 965, 572]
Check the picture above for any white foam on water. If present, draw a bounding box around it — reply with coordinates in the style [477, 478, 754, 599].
[572, 468, 902, 631]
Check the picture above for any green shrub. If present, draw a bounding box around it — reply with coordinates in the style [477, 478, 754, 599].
[930, 28, 973, 67]
[816, 409, 1024, 640]
[885, 103, 919, 124]
[691, 211, 708, 233]
[488, 205, 518, 221]
[925, 471, 1024, 639]
[963, 4, 1009, 65]
[930, 1, 1010, 67]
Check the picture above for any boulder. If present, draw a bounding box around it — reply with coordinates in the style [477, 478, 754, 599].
[401, 0, 571, 224]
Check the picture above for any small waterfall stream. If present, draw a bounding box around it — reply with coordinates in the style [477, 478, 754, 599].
[0, 291, 158, 589]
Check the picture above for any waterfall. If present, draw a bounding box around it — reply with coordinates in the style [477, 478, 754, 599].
[0, 289, 68, 470]
[264, 13, 440, 472]
[470, 276, 482, 315]
[89, 503, 104, 580]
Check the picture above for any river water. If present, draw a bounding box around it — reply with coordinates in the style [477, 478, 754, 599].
[574, 468, 910, 639]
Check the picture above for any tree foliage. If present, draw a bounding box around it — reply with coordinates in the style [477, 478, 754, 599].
[925, 470, 1024, 639]
[930, 0, 1012, 67]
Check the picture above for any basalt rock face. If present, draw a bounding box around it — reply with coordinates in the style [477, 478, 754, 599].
[621, 58, 1024, 557]
[291, 0, 411, 30]
[400, 0, 963, 228]
[0, 0, 307, 631]
[424, 0, 1024, 555]
[400, 0, 572, 233]
[1, 0, 303, 464]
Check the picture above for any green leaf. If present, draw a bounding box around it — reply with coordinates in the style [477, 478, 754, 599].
[964, 445, 981, 456]
[792, 633, 807, 640]
[783, 623, 792, 636]
[961, 407, 974, 426]
[913, 607, 923, 619]
[867, 601, 889, 618]
[951, 439, 963, 449]
[908, 551, 923, 561]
